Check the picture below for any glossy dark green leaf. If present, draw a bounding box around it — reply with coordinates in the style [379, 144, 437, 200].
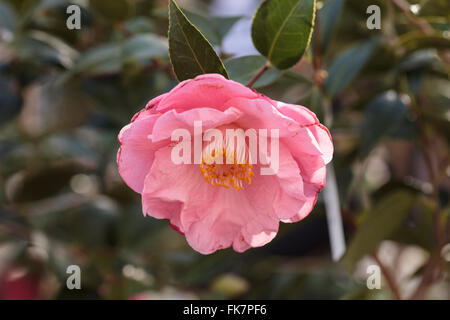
[168, 0, 228, 81]
[398, 49, 438, 72]
[342, 191, 416, 270]
[224, 55, 282, 88]
[325, 39, 379, 98]
[405, 71, 425, 95]
[388, 112, 418, 140]
[251, 0, 316, 69]
[359, 91, 408, 157]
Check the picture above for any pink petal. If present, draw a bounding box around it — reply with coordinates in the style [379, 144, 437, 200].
[294, 154, 327, 186]
[154, 74, 258, 113]
[281, 181, 323, 223]
[150, 107, 242, 142]
[275, 101, 334, 164]
[117, 74, 335, 254]
[141, 146, 206, 232]
[117, 114, 167, 193]
[131, 93, 169, 122]
[181, 178, 280, 254]
[271, 144, 307, 221]
[142, 146, 281, 254]
[273, 101, 333, 187]
[223, 97, 325, 157]
[145, 92, 169, 110]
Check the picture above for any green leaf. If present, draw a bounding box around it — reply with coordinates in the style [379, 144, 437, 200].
[18, 79, 96, 136]
[183, 9, 220, 45]
[71, 35, 168, 76]
[0, 74, 22, 125]
[425, 16, 450, 31]
[359, 91, 408, 157]
[35, 202, 119, 247]
[224, 55, 282, 88]
[185, 11, 241, 46]
[180, 10, 241, 47]
[183, 9, 241, 46]
[397, 31, 450, 55]
[342, 191, 416, 270]
[325, 39, 379, 98]
[168, 0, 228, 81]
[90, 0, 134, 22]
[316, 0, 344, 52]
[122, 33, 168, 65]
[6, 162, 87, 202]
[388, 112, 418, 140]
[251, 0, 316, 69]
[397, 50, 436, 96]
[397, 49, 438, 72]
[215, 16, 241, 41]
[0, 0, 16, 31]
[71, 43, 122, 76]
[405, 71, 426, 95]
[123, 17, 155, 34]
[389, 197, 435, 251]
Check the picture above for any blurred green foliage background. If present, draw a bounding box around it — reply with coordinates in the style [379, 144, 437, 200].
[0, 0, 448, 300]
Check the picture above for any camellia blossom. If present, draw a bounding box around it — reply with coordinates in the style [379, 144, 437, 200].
[117, 74, 333, 254]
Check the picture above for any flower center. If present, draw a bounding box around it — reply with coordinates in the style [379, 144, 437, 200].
[200, 148, 254, 191]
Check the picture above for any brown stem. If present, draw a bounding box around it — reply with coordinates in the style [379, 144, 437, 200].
[246, 63, 270, 88]
[312, 14, 327, 90]
[372, 253, 402, 300]
[409, 142, 445, 300]
[424, 147, 445, 251]
[404, 90, 446, 299]
[409, 258, 437, 300]
[390, 0, 433, 34]
[312, 14, 322, 72]
[0, 219, 31, 240]
[408, 93, 446, 251]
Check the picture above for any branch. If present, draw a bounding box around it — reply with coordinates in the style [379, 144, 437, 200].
[372, 253, 402, 300]
[312, 11, 345, 262]
[404, 87, 446, 300]
[390, 0, 433, 34]
[312, 14, 327, 89]
[0, 218, 31, 241]
[409, 93, 446, 252]
[410, 262, 433, 299]
[246, 62, 270, 88]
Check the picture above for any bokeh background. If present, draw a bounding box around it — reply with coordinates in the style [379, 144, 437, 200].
[0, 0, 449, 300]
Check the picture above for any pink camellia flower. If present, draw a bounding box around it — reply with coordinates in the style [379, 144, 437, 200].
[117, 74, 333, 254]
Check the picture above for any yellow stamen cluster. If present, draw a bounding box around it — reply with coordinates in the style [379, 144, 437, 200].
[199, 148, 254, 191]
